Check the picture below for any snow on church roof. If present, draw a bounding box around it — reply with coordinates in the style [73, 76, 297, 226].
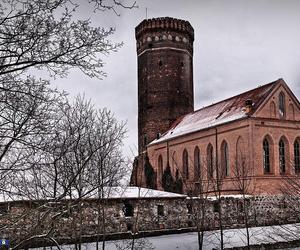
[150, 79, 280, 145]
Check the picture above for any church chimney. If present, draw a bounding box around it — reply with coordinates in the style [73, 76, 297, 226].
[245, 99, 253, 114]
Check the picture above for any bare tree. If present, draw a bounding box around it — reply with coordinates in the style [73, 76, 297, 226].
[187, 159, 212, 250]
[161, 152, 212, 250]
[0, 93, 127, 249]
[209, 161, 226, 250]
[0, 0, 136, 247]
[0, 77, 67, 199]
[0, 0, 136, 79]
[264, 161, 300, 243]
[232, 153, 256, 250]
[112, 186, 155, 250]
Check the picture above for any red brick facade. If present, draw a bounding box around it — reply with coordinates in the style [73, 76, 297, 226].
[147, 80, 300, 195]
[132, 17, 300, 195]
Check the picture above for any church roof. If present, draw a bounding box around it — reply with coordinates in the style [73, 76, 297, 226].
[150, 79, 281, 145]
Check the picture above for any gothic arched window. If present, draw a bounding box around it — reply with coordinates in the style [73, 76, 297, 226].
[263, 139, 270, 173]
[183, 149, 189, 179]
[194, 147, 200, 181]
[279, 139, 286, 174]
[279, 92, 286, 118]
[295, 140, 300, 174]
[221, 141, 229, 177]
[158, 155, 163, 182]
[207, 144, 214, 179]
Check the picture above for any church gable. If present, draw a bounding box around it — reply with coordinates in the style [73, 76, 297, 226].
[253, 79, 300, 121]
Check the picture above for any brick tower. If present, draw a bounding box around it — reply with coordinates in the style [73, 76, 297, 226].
[136, 17, 195, 154]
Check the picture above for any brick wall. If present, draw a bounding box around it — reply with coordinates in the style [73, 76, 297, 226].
[136, 17, 194, 154]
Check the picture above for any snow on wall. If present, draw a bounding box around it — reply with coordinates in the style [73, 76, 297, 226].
[103, 186, 186, 199]
[0, 186, 186, 203]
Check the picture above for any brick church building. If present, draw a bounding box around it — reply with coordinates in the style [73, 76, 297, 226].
[130, 17, 300, 195]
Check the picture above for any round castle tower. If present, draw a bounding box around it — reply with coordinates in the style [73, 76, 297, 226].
[136, 17, 194, 154]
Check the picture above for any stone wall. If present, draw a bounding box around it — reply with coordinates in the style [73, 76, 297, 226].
[0, 195, 299, 248]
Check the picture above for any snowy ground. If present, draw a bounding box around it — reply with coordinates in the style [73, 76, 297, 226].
[33, 223, 300, 250]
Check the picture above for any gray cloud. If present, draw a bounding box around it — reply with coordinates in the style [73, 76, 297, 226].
[52, 0, 300, 158]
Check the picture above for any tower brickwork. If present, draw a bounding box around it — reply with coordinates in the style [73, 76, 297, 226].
[136, 17, 195, 154]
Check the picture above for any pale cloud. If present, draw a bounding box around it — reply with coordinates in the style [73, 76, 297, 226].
[52, 0, 300, 158]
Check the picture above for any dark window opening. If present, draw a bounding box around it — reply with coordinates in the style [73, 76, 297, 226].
[279, 92, 286, 118]
[224, 144, 229, 176]
[207, 144, 214, 179]
[279, 139, 286, 174]
[158, 155, 163, 183]
[187, 203, 193, 214]
[148, 43, 153, 48]
[194, 147, 200, 181]
[123, 202, 134, 217]
[181, 62, 184, 67]
[183, 149, 189, 179]
[222, 142, 229, 177]
[213, 202, 220, 213]
[126, 222, 133, 231]
[295, 141, 300, 173]
[158, 60, 163, 67]
[263, 139, 270, 173]
[157, 205, 164, 216]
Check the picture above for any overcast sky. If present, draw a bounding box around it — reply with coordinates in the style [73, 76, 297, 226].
[53, 0, 300, 159]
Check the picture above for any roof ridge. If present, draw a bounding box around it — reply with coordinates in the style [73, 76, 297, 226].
[153, 78, 283, 144]
[192, 79, 281, 114]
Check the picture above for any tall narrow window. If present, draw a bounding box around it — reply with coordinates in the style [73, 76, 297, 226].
[183, 149, 189, 179]
[221, 141, 229, 177]
[158, 155, 163, 182]
[279, 92, 286, 118]
[194, 147, 200, 181]
[171, 152, 177, 175]
[207, 144, 214, 178]
[224, 143, 229, 177]
[279, 139, 286, 174]
[295, 140, 300, 174]
[263, 139, 270, 173]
